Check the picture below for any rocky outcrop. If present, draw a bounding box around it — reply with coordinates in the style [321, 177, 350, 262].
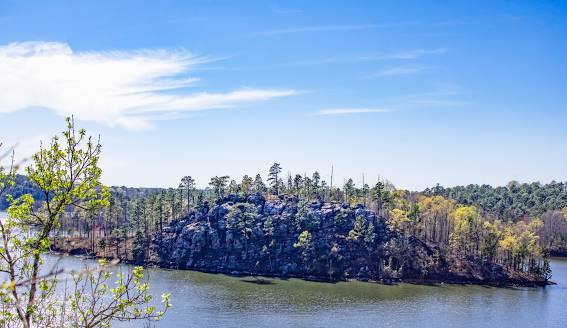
[144, 194, 552, 286]
[152, 194, 506, 283]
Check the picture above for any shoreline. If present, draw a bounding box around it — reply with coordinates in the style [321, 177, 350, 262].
[49, 249, 553, 288]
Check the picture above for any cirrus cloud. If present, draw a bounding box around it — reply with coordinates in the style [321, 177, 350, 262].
[366, 65, 430, 78]
[315, 108, 391, 116]
[0, 41, 297, 129]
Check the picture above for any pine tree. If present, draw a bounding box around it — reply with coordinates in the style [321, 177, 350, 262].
[253, 174, 267, 193]
[209, 176, 230, 199]
[241, 175, 253, 194]
[179, 176, 196, 213]
[267, 163, 282, 195]
[132, 229, 148, 265]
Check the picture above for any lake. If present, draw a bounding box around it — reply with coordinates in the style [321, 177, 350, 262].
[2, 212, 566, 327]
[51, 254, 567, 328]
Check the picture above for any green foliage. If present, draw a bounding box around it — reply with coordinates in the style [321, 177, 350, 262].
[132, 229, 148, 265]
[252, 174, 267, 193]
[294, 231, 314, 267]
[226, 203, 257, 251]
[59, 261, 171, 327]
[294, 230, 312, 249]
[0, 175, 44, 210]
[267, 163, 282, 195]
[371, 180, 393, 215]
[480, 220, 502, 262]
[388, 208, 411, 233]
[0, 118, 169, 327]
[209, 176, 229, 199]
[241, 175, 253, 194]
[425, 182, 567, 221]
[343, 179, 355, 204]
[179, 175, 196, 213]
[228, 179, 239, 194]
[292, 174, 303, 194]
[450, 206, 480, 258]
[364, 222, 376, 246]
[348, 216, 366, 240]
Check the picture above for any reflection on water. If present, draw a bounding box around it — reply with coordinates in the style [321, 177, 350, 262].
[2, 212, 566, 328]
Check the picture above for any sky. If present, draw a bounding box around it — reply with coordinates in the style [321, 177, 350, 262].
[0, 0, 566, 190]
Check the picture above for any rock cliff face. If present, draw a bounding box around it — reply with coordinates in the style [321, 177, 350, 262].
[151, 194, 533, 284]
[153, 195, 431, 281]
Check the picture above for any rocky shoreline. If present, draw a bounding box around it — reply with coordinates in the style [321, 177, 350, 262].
[48, 248, 551, 288]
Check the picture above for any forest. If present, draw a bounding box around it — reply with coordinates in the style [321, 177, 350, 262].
[424, 182, 567, 222]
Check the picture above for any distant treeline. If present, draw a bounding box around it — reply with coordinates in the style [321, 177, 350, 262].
[4, 174, 567, 222]
[0, 174, 160, 210]
[424, 182, 567, 221]
[0, 174, 45, 209]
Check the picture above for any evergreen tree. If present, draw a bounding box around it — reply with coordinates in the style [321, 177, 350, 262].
[253, 174, 267, 193]
[293, 174, 303, 194]
[241, 175, 253, 194]
[343, 178, 355, 203]
[268, 163, 282, 195]
[209, 176, 230, 199]
[228, 179, 239, 194]
[179, 175, 196, 213]
[132, 229, 148, 265]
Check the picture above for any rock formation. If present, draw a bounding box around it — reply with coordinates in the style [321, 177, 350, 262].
[151, 194, 534, 285]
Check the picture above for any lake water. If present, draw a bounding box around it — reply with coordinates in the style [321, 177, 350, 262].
[50, 254, 567, 328]
[2, 212, 567, 327]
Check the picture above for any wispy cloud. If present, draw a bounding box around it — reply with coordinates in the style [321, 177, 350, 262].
[315, 85, 465, 117]
[431, 16, 525, 28]
[201, 48, 447, 72]
[256, 21, 420, 36]
[0, 41, 298, 129]
[315, 108, 390, 116]
[358, 48, 447, 61]
[256, 24, 377, 36]
[367, 65, 430, 78]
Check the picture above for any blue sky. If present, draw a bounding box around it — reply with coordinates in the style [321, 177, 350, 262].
[0, 0, 566, 190]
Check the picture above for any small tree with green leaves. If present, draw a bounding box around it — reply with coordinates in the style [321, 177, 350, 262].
[293, 230, 314, 271]
[0, 118, 170, 327]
